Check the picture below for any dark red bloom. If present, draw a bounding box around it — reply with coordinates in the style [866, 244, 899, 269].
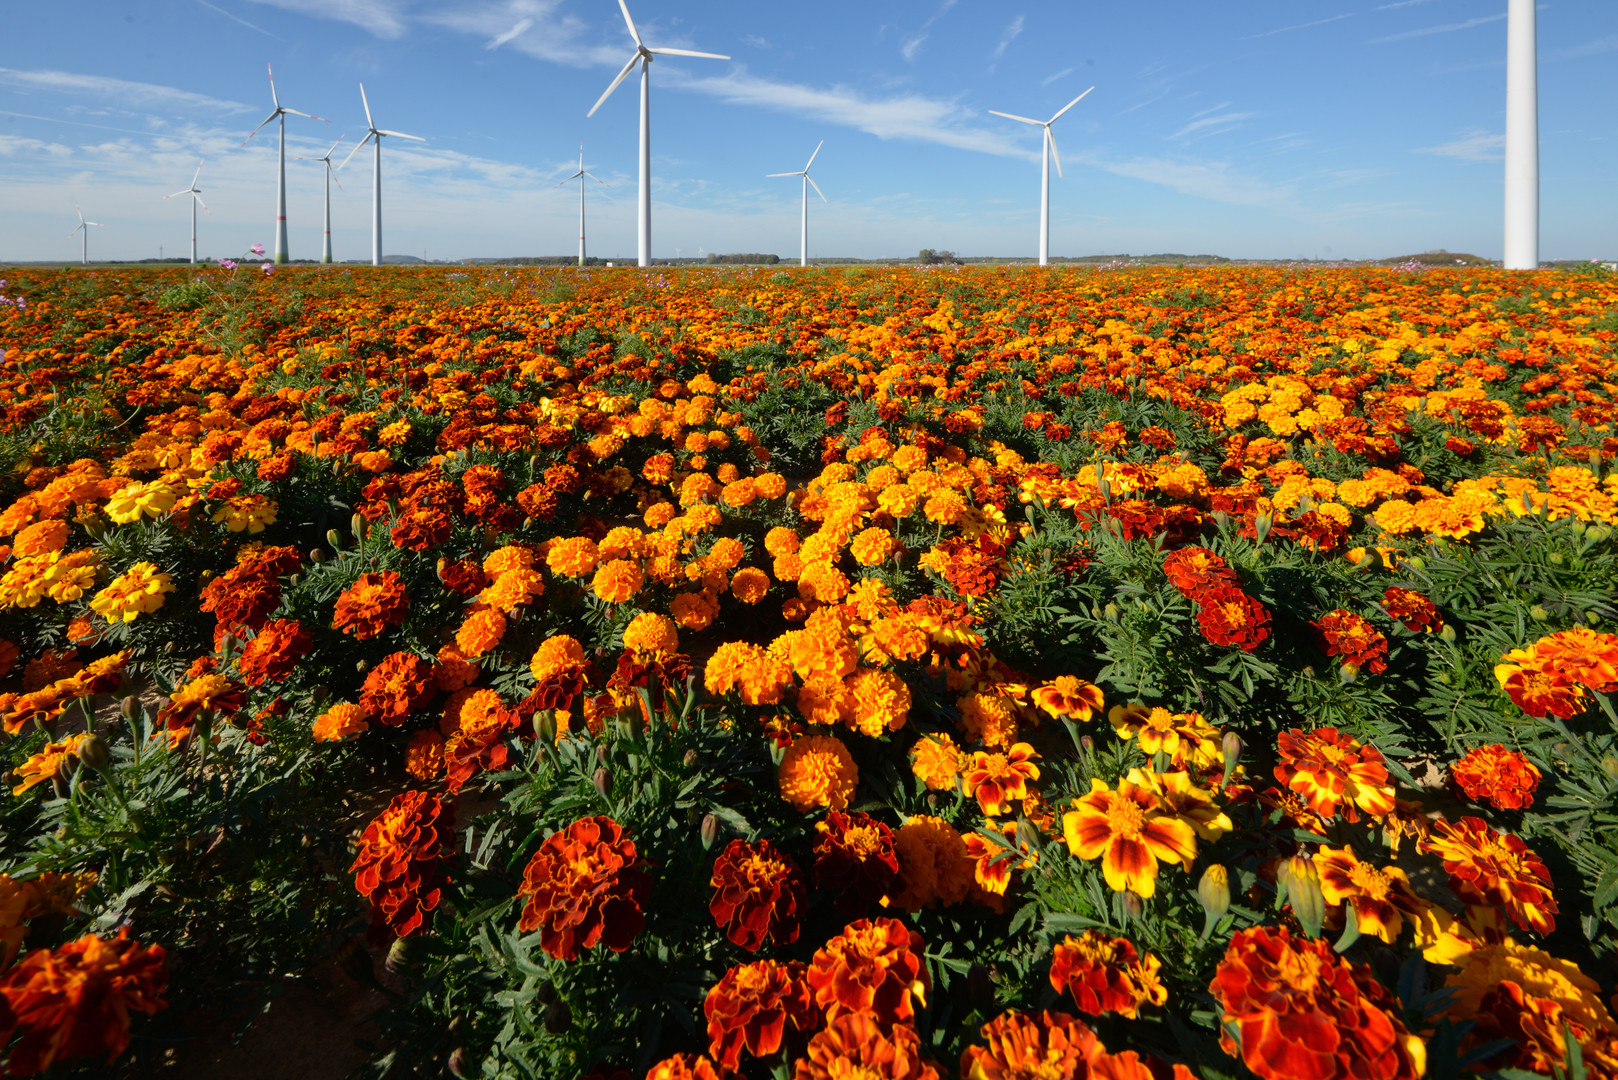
[709, 838, 806, 952]
[813, 811, 902, 916]
[1381, 587, 1443, 634]
[704, 959, 819, 1070]
[517, 815, 651, 960]
[1195, 586, 1272, 652]
[350, 790, 451, 939]
[1312, 610, 1390, 674]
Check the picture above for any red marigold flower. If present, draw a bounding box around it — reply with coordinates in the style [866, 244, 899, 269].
[959, 1009, 1099, 1080]
[1460, 980, 1595, 1077]
[1493, 654, 1586, 719]
[792, 1014, 939, 1080]
[805, 917, 929, 1029]
[813, 811, 902, 917]
[1528, 627, 1618, 693]
[962, 743, 1041, 816]
[516, 815, 651, 960]
[1424, 816, 1557, 936]
[1048, 932, 1168, 1020]
[1061, 778, 1198, 898]
[1209, 925, 1425, 1080]
[1312, 610, 1390, 674]
[1194, 585, 1271, 652]
[333, 571, 410, 640]
[359, 651, 437, 726]
[1273, 727, 1395, 823]
[1450, 744, 1541, 811]
[1161, 546, 1240, 598]
[443, 689, 511, 793]
[0, 929, 168, 1077]
[235, 618, 312, 686]
[156, 673, 245, 731]
[1030, 676, 1104, 722]
[1311, 846, 1423, 944]
[709, 838, 806, 952]
[704, 959, 819, 1071]
[390, 504, 452, 552]
[1381, 586, 1442, 634]
[350, 790, 450, 938]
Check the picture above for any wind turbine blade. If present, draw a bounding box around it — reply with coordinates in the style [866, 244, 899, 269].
[86, 221, 105, 227]
[359, 83, 374, 129]
[805, 139, 823, 171]
[765, 171, 800, 178]
[1047, 126, 1063, 179]
[326, 131, 348, 156]
[164, 189, 192, 199]
[76, 204, 84, 223]
[584, 172, 608, 184]
[242, 111, 278, 145]
[988, 110, 1043, 126]
[646, 47, 729, 59]
[190, 160, 203, 188]
[588, 52, 641, 117]
[284, 108, 328, 121]
[268, 62, 279, 108]
[339, 131, 373, 171]
[330, 162, 343, 191]
[807, 175, 827, 202]
[377, 129, 424, 141]
[68, 226, 82, 238]
[617, 0, 642, 47]
[194, 193, 210, 212]
[1047, 86, 1094, 124]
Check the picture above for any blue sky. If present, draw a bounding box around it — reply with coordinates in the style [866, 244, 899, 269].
[1, 0, 1614, 263]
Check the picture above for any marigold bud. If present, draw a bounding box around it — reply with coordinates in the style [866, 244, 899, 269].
[1276, 855, 1325, 938]
[77, 733, 110, 771]
[310, 548, 328, 564]
[1603, 756, 1618, 782]
[447, 1048, 471, 1079]
[1254, 511, 1273, 544]
[683, 748, 699, 768]
[1438, 624, 1457, 642]
[1119, 891, 1145, 920]
[1102, 603, 1120, 623]
[327, 528, 344, 549]
[351, 512, 366, 540]
[1198, 864, 1231, 938]
[1338, 662, 1359, 684]
[1530, 604, 1550, 621]
[593, 767, 612, 799]
[700, 812, 720, 851]
[534, 710, 556, 744]
[121, 695, 140, 721]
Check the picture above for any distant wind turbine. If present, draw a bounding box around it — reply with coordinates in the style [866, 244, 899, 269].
[588, 0, 729, 268]
[162, 159, 209, 264]
[1503, 0, 1537, 270]
[340, 84, 424, 268]
[297, 133, 348, 265]
[990, 87, 1092, 267]
[68, 205, 106, 266]
[243, 63, 327, 265]
[556, 143, 608, 267]
[767, 140, 826, 268]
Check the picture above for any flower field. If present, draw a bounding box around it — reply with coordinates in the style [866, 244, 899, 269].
[0, 261, 1617, 1079]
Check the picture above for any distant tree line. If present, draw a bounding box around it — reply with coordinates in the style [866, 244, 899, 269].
[705, 253, 780, 265]
[917, 248, 958, 264]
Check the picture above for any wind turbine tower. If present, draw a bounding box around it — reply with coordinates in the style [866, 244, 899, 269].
[558, 143, 608, 267]
[767, 141, 826, 268]
[244, 63, 326, 264]
[298, 134, 348, 264]
[990, 87, 1093, 267]
[162, 159, 209, 264]
[1503, 0, 1538, 270]
[588, 0, 729, 267]
[340, 84, 424, 267]
[68, 206, 105, 266]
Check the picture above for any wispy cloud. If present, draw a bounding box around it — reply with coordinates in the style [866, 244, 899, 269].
[1414, 129, 1504, 162]
[1041, 66, 1075, 87]
[1079, 151, 1298, 210]
[485, 18, 533, 50]
[742, 34, 770, 50]
[900, 0, 959, 63]
[1368, 12, 1506, 44]
[242, 0, 407, 39]
[1169, 111, 1256, 140]
[0, 68, 251, 114]
[0, 135, 73, 160]
[988, 15, 1025, 68]
[1376, 0, 1437, 9]
[193, 0, 278, 37]
[1558, 34, 1618, 59]
[423, 1, 641, 70]
[1243, 13, 1352, 40]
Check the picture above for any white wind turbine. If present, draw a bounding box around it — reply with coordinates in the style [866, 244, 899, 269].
[588, 0, 729, 268]
[162, 159, 209, 264]
[767, 140, 826, 268]
[68, 205, 106, 266]
[297, 133, 348, 264]
[556, 143, 609, 267]
[243, 63, 327, 265]
[1503, 0, 1537, 270]
[340, 84, 425, 268]
[990, 87, 1092, 267]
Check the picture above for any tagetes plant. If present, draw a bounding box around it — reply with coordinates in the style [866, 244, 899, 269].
[0, 261, 1616, 1078]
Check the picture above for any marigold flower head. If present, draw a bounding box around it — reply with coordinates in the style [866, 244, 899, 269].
[90, 561, 175, 623]
[729, 566, 770, 604]
[332, 571, 409, 640]
[707, 641, 794, 706]
[1446, 938, 1611, 1033]
[1312, 846, 1423, 944]
[11, 734, 88, 796]
[891, 815, 974, 911]
[1273, 727, 1395, 823]
[709, 839, 806, 952]
[545, 535, 599, 577]
[778, 734, 858, 813]
[530, 634, 586, 683]
[813, 811, 902, 916]
[359, 651, 436, 726]
[1523, 626, 1618, 692]
[433, 642, 480, 691]
[1161, 545, 1241, 598]
[156, 672, 245, 731]
[591, 558, 643, 604]
[1450, 743, 1541, 811]
[1312, 610, 1390, 674]
[1381, 586, 1442, 634]
[1109, 704, 1222, 770]
[704, 959, 818, 1071]
[104, 480, 178, 525]
[1195, 585, 1272, 652]
[671, 589, 721, 630]
[622, 611, 679, 657]
[312, 702, 368, 742]
[793, 1013, 939, 1080]
[844, 667, 912, 737]
[805, 917, 929, 1028]
[12, 519, 68, 558]
[454, 604, 506, 659]
[960, 1009, 1119, 1080]
[350, 790, 449, 937]
[956, 691, 1019, 748]
[235, 619, 312, 686]
[1062, 776, 1197, 898]
[517, 815, 651, 960]
[1031, 676, 1104, 723]
[962, 744, 1040, 816]
[1459, 980, 1596, 1078]
[1424, 816, 1557, 936]
[404, 730, 446, 780]
[1048, 932, 1168, 1020]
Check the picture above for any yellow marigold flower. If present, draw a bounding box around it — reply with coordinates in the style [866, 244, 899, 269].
[850, 527, 899, 566]
[12, 734, 88, 795]
[44, 551, 100, 604]
[778, 734, 858, 813]
[963, 744, 1041, 816]
[211, 494, 278, 534]
[796, 562, 850, 604]
[1446, 939, 1613, 1032]
[0, 554, 60, 609]
[922, 489, 967, 525]
[1125, 768, 1232, 842]
[623, 612, 678, 656]
[957, 691, 1019, 748]
[1311, 845, 1423, 944]
[1062, 776, 1198, 898]
[90, 562, 175, 623]
[312, 702, 368, 742]
[591, 559, 643, 604]
[1110, 704, 1222, 769]
[845, 668, 911, 737]
[378, 419, 412, 446]
[104, 481, 178, 525]
[911, 732, 965, 791]
[876, 484, 920, 518]
[1032, 676, 1104, 722]
[892, 815, 973, 911]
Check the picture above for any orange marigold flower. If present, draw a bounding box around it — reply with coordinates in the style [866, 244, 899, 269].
[0, 929, 167, 1077]
[1450, 744, 1541, 811]
[1312, 610, 1390, 674]
[11, 734, 87, 796]
[1273, 727, 1395, 823]
[516, 815, 651, 960]
[545, 536, 599, 577]
[1528, 627, 1618, 692]
[1194, 585, 1271, 652]
[404, 730, 446, 780]
[591, 558, 643, 604]
[710, 838, 806, 952]
[1312, 846, 1423, 944]
[455, 603, 506, 658]
[707, 641, 794, 706]
[1048, 932, 1168, 1020]
[1061, 777, 1198, 898]
[1109, 704, 1222, 770]
[813, 811, 902, 917]
[845, 667, 911, 737]
[672, 589, 721, 630]
[910, 732, 965, 791]
[1445, 938, 1612, 1032]
[891, 816, 974, 911]
[1381, 586, 1443, 634]
[1492, 651, 1585, 719]
[433, 642, 481, 691]
[236, 618, 312, 686]
[332, 571, 410, 640]
[312, 702, 368, 742]
[793, 1014, 939, 1080]
[359, 651, 436, 726]
[350, 790, 449, 938]
[530, 634, 586, 682]
[1210, 925, 1425, 1080]
[778, 734, 858, 812]
[805, 917, 928, 1028]
[962, 743, 1041, 816]
[1161, 545, 1240, 598]
[12, 519, 69, 558]
[956, 691, 1019, 748]
[1031, 676, 1104, 722]
[730, 566, 770, 604]
[705, 959, 818, 1072]
[1460, 980, 1597, 1078]
[960, 1010, 1100, 1080]
[1424, 816, 1558, 936]
[156, 673, 245, 731]
[850, 527, 899, 566]
[623, 611, 679, 657]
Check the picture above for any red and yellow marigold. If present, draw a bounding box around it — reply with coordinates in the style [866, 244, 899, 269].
[704, 959, 818, 1071]
[805, 917, 928, 1028]
[709, 838, 806, 952]
[1273, 727, 1395, 823]
[516, 815, 651, 960]
[1062, 777, 1198, 898]
[1048, 931, 1168, 1020]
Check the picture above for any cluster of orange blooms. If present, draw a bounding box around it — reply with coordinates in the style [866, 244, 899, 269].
[1, 263, 1616, 1077]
